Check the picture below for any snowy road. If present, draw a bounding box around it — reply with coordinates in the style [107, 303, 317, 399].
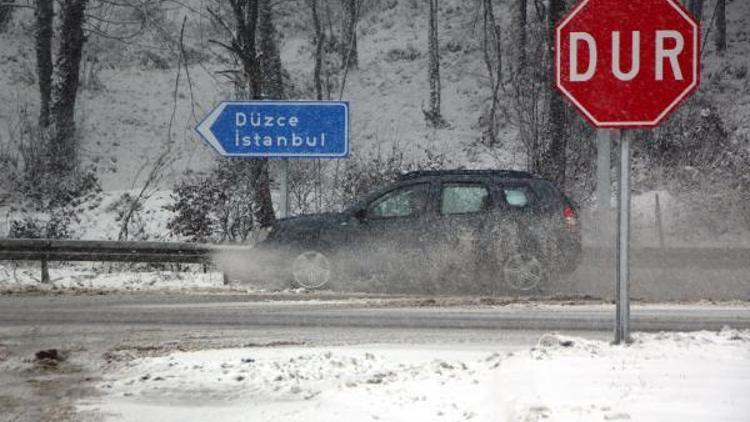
[1, 294, 749, 421]
[0, 294, 749, 332]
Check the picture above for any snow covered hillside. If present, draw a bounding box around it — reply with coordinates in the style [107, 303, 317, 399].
[0, 0, 744, 191]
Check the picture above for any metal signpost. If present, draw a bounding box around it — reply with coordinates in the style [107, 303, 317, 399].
[555, 0, 700, 344]
[616, 129, 630, 342]
[196, 101, 349, 218]
[595, 129, 611, 242]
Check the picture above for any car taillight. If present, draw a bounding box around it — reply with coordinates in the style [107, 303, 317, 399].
[563, 205, 577, 233]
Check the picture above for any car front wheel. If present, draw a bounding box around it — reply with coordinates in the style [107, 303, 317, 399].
[292, 250, 332, 289]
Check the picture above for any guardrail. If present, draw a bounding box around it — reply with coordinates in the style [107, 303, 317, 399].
[1, 238, 747, 285]
[582, 246, 750, 270]
[0, 238, 250, 284]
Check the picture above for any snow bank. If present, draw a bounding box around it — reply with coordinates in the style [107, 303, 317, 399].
[80, 329, 750, 422]
[0, 264, 226, 292]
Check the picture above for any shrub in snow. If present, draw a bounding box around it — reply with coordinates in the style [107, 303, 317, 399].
[9, 212, 71, 239]
[287, 145, 453, 215]
[107, 193, 150, 241]
[639, 96, 750, 236]
[0, 109, 102, 239]
[384, 45, 420, 62]
[166, 161, 257, 243]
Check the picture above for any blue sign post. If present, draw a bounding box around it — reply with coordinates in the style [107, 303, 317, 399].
[195, 101, 349, 218]
[195, 101, 349, 158]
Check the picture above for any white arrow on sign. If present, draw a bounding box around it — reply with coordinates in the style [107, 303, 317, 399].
[195, 102, 230, 156]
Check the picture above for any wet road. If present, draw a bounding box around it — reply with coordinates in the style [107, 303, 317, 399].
[0, 292, 748, 422]
[1, 293, 749, 333]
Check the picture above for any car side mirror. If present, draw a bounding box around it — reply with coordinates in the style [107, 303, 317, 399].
[353, 208, 367, 222]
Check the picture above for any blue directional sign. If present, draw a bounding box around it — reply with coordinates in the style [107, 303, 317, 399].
[195, 101, 349, 158]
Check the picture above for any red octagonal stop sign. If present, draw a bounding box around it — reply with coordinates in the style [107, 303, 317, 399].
[555, 0, 700, 128]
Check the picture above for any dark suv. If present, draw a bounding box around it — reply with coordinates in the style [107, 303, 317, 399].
[254, 169, 581, 293]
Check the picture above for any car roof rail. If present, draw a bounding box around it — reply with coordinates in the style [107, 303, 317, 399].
[397, 169, 537, 181]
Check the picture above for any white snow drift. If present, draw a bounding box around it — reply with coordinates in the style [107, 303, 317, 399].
[80, 329, 750, 422]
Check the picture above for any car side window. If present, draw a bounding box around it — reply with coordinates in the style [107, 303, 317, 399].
[367, 183, 429, 219]
[502, 185, 532, 209]
[440, 184, 489, 215]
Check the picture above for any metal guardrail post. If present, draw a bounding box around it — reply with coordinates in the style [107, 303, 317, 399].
[655, 193, 665, 249]
[41, 257, 49, 284]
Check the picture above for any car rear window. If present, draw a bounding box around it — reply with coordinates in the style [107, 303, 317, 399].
[503, 187, 530, 207]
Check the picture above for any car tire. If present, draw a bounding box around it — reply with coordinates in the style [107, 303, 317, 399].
[502, 251, 548, 293]
[291, 249, 334, 289]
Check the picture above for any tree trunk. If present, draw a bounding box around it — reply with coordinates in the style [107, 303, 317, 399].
[227, 0, 275, 229]
[310, 0, 324, 100]
[0, 0, 15, 33]
[252, 0, 280, 228]
[689, 0, 703, 20]
[35, 0, 54, 128]
[545, 0, 566, 187]
[516, 0, 527, 70]
[248, 159, 275, 228]
[50, 0, 88, 175]
[482, 0, 502, 145]
[715, 0, 726, 52]
[425, 0, 445, 127]
[259, 0, 284, 99]
[340, 0, 358, 69]
[231, 0, 262, 100]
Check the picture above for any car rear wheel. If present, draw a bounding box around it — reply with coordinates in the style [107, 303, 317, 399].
[292, 250, 332, 289]
[503, 252, 547, 292]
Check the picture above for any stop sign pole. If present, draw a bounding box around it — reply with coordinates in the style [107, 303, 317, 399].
[555, 0, 700, 344]
[615, 129, 630, 343]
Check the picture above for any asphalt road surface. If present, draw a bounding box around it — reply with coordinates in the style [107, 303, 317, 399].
[1, 293, 749, 333]
[1, 292, 749, 422]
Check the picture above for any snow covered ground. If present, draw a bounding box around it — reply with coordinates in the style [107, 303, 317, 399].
[0, 263, 226, 292]
[80, 329, 750, 422]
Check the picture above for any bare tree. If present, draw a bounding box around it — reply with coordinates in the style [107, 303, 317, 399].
[0, 0, 15, 33]
[35, 0, 54, 129]
[259, 0, 284, 99]
[480, 0, 503, 145]
[309, 0, 325, 100]
[688, 0, 704, 20]
[340, 0, 358, 70]
[542, 0, 567, 187]
[508, 0, 552, 175]
[118, 16, 192, 240]
[511, 59, 547, 173]
[715, 0, 725, 52]
[515, 0, 527, 69]
[49, 0, 89, 177]
[208, 0, 275, 229]
[253, 0, 281, 227]
[424, 0, 446, 128]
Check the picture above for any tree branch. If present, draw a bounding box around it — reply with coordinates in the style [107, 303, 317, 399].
[0, 2, 34, 9]
[206, 6, 234, 38]
[117, 15, 187, 241]
[208, 38, 238, 55]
